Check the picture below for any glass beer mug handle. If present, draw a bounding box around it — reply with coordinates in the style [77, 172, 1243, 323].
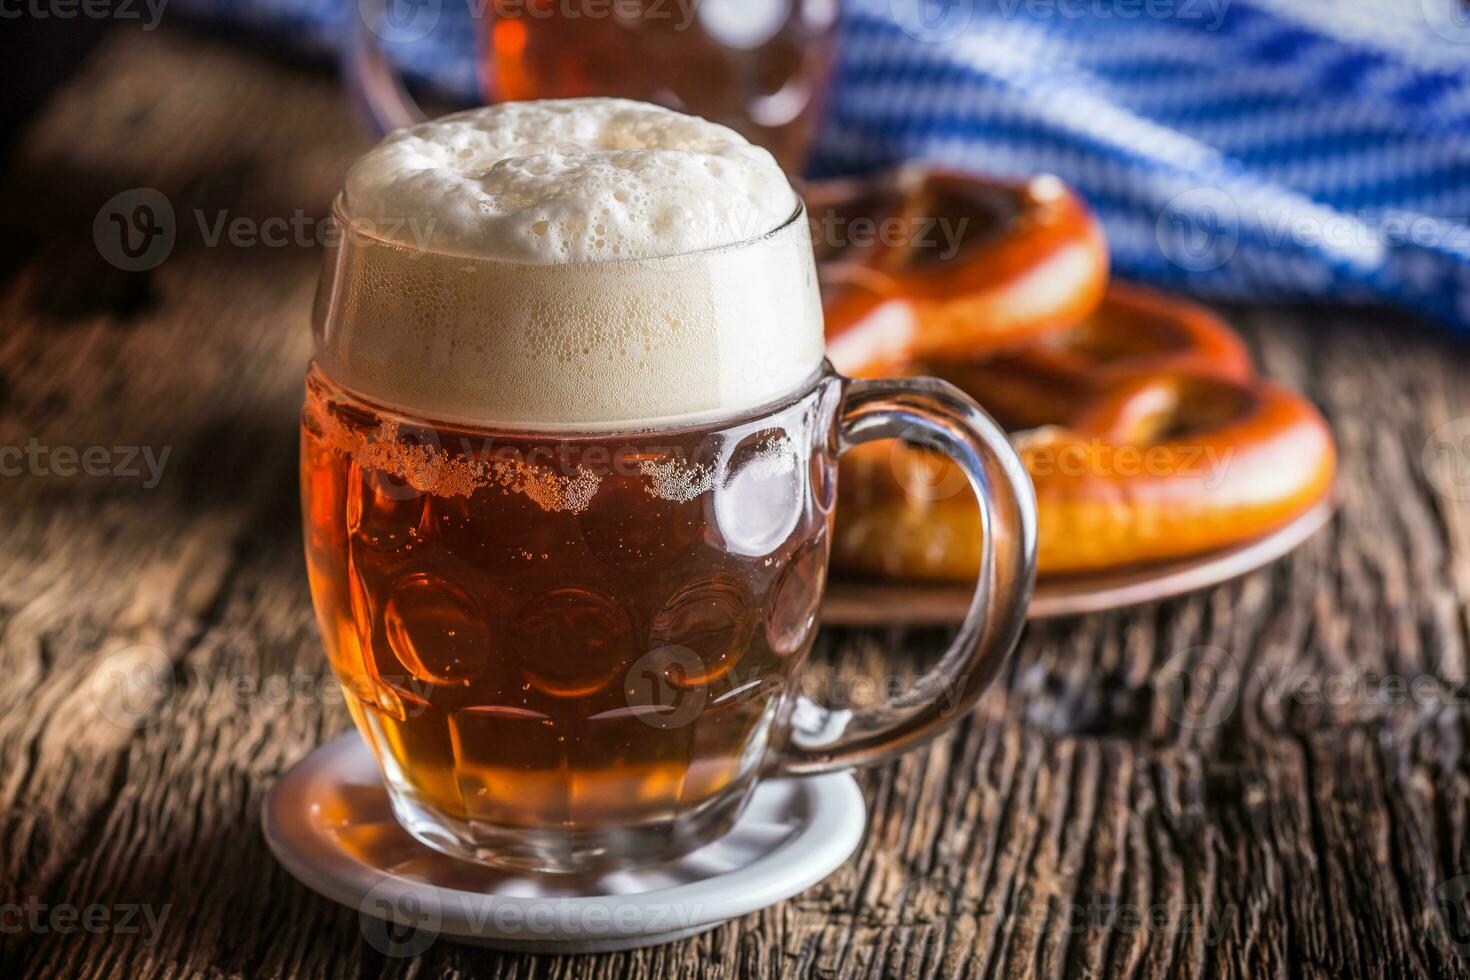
[777, 376, 1038, 776]
[341, 0, 435, 138]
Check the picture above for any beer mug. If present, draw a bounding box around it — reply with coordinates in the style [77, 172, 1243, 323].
[301, 100, 1036, 873]
[344, 0, 840, 171]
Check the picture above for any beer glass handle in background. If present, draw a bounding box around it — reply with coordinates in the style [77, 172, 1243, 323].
[777, 377, 1038, 776]
[341, 0, 435, 138]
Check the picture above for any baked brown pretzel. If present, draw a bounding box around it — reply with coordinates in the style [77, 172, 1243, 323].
[831, 283, 1336, 578]
[937, 281, 1254, 430]
[810, 166, 1109, 377]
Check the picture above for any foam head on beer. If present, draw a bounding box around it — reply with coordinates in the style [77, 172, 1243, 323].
[318, 97, 825, 430]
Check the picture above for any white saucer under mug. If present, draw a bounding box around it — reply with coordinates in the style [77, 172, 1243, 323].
[262, 733, 866, 953]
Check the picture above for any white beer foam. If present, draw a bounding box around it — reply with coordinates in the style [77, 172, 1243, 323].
[323, 98, 824, 428]
[344, 98, 799, 263]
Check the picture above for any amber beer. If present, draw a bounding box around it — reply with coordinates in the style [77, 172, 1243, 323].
[303, 99, 1036, 873]
[301, 365, 833, 865]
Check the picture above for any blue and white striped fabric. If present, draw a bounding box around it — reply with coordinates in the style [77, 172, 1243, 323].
[176, 0, 1470, 330]
[824, 0, 1470, 330]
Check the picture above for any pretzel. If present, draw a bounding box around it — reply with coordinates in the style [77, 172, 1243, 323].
[1017, 370, 1335, 573]
[935, 281, 1254, 430]
[810, 167, 1109, 377]
[832, 286, 1336, 578]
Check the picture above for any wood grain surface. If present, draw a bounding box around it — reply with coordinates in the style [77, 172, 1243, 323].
[5, 27, 1470, 980]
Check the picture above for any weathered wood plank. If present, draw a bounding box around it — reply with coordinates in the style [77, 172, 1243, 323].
[3, 26, 1470, 980]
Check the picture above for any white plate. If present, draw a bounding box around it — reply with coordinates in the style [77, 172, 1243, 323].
[263, 734, 866, 954]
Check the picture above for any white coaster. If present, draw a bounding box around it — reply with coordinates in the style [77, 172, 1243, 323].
[262, 733, 866, 954]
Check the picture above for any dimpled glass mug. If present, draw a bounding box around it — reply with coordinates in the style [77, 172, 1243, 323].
[300, 100, 1036, 874]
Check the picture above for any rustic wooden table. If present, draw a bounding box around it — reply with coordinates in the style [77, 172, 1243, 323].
[6, 27, 1470, 980]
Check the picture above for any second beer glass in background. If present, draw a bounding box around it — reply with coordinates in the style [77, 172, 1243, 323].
[348, 0, 839, 171]
[479, 0, 838, 171]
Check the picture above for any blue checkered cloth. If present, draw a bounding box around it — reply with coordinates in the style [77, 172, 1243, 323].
[177, 0, 1470, 330]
